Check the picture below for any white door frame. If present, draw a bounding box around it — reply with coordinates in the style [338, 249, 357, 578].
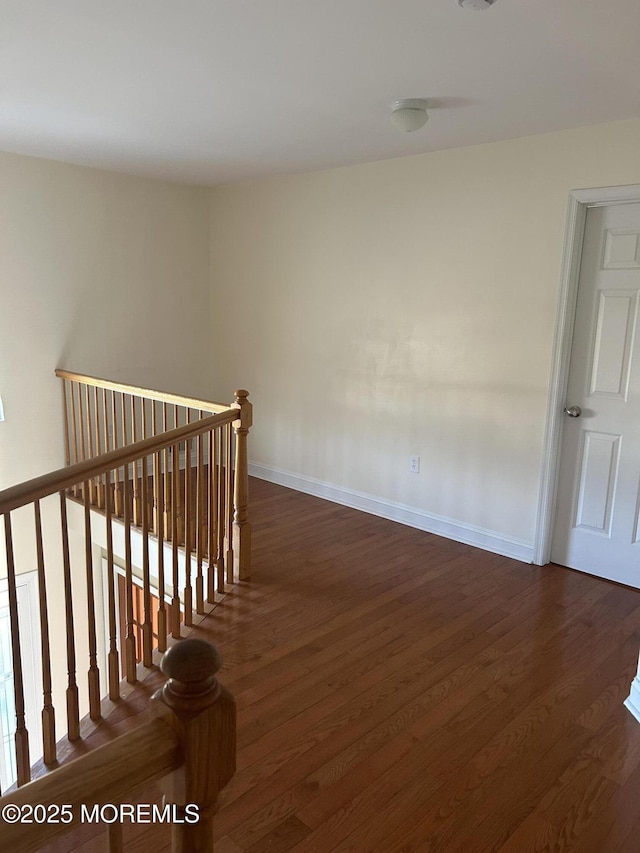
[534, 183, 640, 566]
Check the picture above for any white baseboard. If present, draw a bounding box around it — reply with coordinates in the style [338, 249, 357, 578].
[625, 677, 640, 723]
[249, 462, 534, 564]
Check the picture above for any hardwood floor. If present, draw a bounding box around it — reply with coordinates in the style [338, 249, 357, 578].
[198, 479, 640, 852]
[46, 478, 640, 851]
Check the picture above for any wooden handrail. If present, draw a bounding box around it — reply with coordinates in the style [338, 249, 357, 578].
[55, 369, 231, 414]
[0, 409, 236, 514]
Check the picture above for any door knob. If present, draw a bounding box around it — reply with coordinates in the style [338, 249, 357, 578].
[564, 405, 582, 418]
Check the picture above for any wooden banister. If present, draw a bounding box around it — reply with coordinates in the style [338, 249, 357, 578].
[0, 409, 236, 514]
[55, 369, 231, 414]
[1, 371, 249, 799]
[0, 639, 235, 853]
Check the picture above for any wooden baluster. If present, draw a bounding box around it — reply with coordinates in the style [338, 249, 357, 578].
[155, 449, 167, 653]
[207, 427, 218, 604]
[185, 410, 193, 551]
[112, 391, 123, 517]
[93, 386, 104, 508]
[90, 387, 99, 506]
[70, 382, 79, 463]
[123, 470, 137, 683]
[131, 396, 141, 527]
[184, 426, 193, 627]
[216, 428, 226, 594]
[33, 501, 56, 765]
[171, 440, 181, 639]
[121, 393, 129, 451]
[152, 639, 236, 853]
[59, 493, 80, 740]
[85, 384, 94, 461]
[79, 384, 87, 462]
[142, 398, 150, 530]
[121, 394, 131, 523]
[70, 382, 80, 496]
[151, 401, 158, 537]
[141, 456, 153, 667]
[61, 378, 71, 468]
[141, 396, 149, 438]
[175, 404, 184, 546]
[224, 422, 234, 583]
[217, 427, 224, 595]
[102, 388, 109, 458]
[3, 513, 30, 786]
[94, 388, 109, 509]
[102, 389, 110, 515]
[83, 484, 101, 720]
[193, 413, 199, 556]
[195, 417, 205, 615]
[78, 385, 89, 497]
[163, 402, 170, 539]
[83, 386, 89, 459]
[232, 390, 252, 581]
[104, 471, 120, 701]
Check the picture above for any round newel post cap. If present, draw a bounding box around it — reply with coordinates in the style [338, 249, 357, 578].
[233, 390, 252, 430]
[160, 639, 223, 712]
[161, 638, 222, 681]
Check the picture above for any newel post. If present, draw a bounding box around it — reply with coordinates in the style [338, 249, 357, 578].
[152, 639, 236, 853]
[232, 389, 252, 581]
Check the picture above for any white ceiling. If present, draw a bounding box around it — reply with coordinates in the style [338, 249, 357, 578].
[1, 0, 639, 185]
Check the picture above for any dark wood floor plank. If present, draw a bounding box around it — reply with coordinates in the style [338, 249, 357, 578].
[564, 760, 640, 853]
[387, 640, 640, 853]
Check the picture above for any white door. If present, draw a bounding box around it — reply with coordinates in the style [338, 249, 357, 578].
[552, 202, 640, 587]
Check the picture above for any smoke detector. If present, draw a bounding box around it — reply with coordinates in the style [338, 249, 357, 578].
[458, 0, 497, 9]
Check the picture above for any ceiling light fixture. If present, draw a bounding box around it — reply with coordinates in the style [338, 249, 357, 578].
[458, 0, 497, 9]
[390, 99, 429, 133]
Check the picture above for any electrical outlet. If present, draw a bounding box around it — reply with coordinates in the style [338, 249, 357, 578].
[409, 455, 420, 473]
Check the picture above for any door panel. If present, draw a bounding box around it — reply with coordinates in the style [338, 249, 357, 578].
[574, 431, 620, 534]
[552, 203, 640, 587]
[590, 291, 637, 398]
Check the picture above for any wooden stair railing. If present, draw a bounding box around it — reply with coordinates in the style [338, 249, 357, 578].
[55, 370, 251, 576]
[0, 379, 250, 793]
[0, 638, 236, 853]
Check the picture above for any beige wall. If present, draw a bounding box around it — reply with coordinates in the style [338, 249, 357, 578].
[0, 151, 213, 744]
[0, 150, 212, 493]
[209, 119, 640, 556]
